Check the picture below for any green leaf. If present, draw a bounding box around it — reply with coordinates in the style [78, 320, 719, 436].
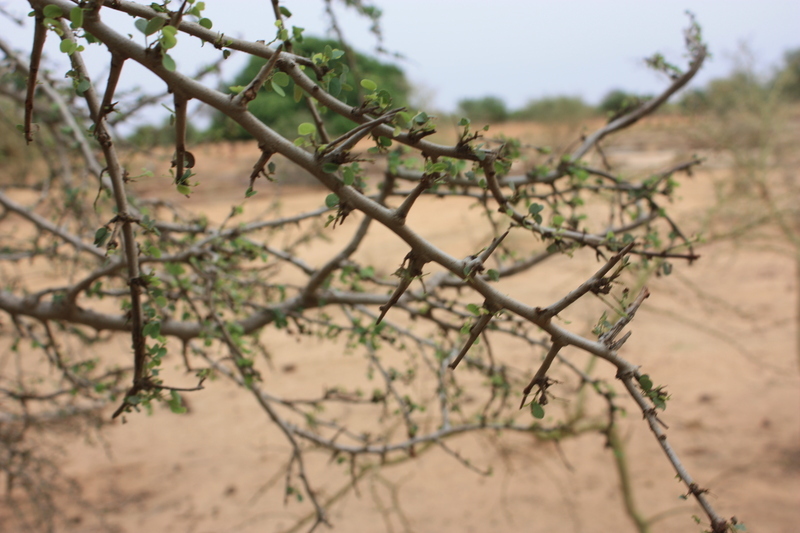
[293, 83, 303, 102]
[143, 321, 161, 339]
[76, 78, 91, 95]
[270, 80, 285, 97]
[144, 16, 166, 36]
[360, 78, 377, 91]
[279, 6, 292, 17]
[342, 167, 355, 186]
[292, 25, 304, 42]
[638, 374, 653, 392]
[297, 122, 315, 136]
[325, 193, 339, 208]
[198, 17, 213, 29]
[487, 269, 500, 282]
[466, 303, 481, 316]
[168, 391, 187, 414]
[160, 25, 178, 49]
[329, 77, 342, 97]
[530, 401, 545, 419]
[272, 71, 290, 87]
[322, 162, 339, 173]
[413, 111, 429, 124]
[176, 184, 191, 195]
[59, 39, 75, 54]
[162, 54, 176, 71]
[93, 227, 110, 247]
[69, 6, 84, 28]
[134, 18, 148, 34]
[528, 203, 544, 216]
[42, 5, 63, 18]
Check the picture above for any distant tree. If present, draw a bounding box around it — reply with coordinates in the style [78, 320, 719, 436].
[598, 89, 652, 118]
[511, 96, 596, 122]
[456, 95, 508, 123]
[206, 36, 410, 140]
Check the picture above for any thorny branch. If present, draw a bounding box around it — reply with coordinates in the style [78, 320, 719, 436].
[0, 3, 737, 532]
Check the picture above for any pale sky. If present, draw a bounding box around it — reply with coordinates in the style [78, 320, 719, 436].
[2, 0, 798, 126]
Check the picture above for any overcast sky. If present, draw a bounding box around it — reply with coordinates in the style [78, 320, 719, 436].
[2, 0, 798, 123]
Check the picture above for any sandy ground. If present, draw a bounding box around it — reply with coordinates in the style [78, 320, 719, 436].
[1, 119, 799, 533]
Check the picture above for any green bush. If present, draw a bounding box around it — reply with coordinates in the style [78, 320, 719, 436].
[598, 89, 652, 117]
[456, 96, 508, 123]
[511, 96, 595, 122]
[205, 36, 410, 141]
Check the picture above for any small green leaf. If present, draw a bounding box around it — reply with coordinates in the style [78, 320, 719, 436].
[466, 303, 481, 316]
[168, 391, 187, 414]
[198, 17, 212, 29]
[528, 203, 544, 216]
[272, 71, 290, 87]
[342, 167, 355, 185]
[638, 374, 653, 392]
[325, 193, 339, 208]
[144, 16, 166, 36]
[360, 79, 377, 91]
[76, 78, 91, 95]
[176, 184, 191, 196]
[245, 187, 257, 198]
[160, 25, 178, 49]
[93, 227, 110, 247]
[279, 6, 292, 17]
[413, 111, 429, 124]
[322, 162, 340, 173]
[59, 39, 74, 54]
[530, 401, 545, 419]
[134, 18, 148, 34]
[487, 269, 500, 282]
[162, 54, 176, 71]
[271, 80, 285, 96]
[69, 6, 84, 28]
[42, 5, 63, 18]
[297, 122, 315, 136]
[329, 77, 342, 97]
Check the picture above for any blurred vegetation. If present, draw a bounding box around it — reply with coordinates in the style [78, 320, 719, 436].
[685, 46, 800, 366]
[456, 96, 509, 123]
[510, 96, 595, 122]
[0, 68, 54, 185]
[205, 36, 410, 141]
[120, 46, 800, 145]
[677, 47, 800, 115]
